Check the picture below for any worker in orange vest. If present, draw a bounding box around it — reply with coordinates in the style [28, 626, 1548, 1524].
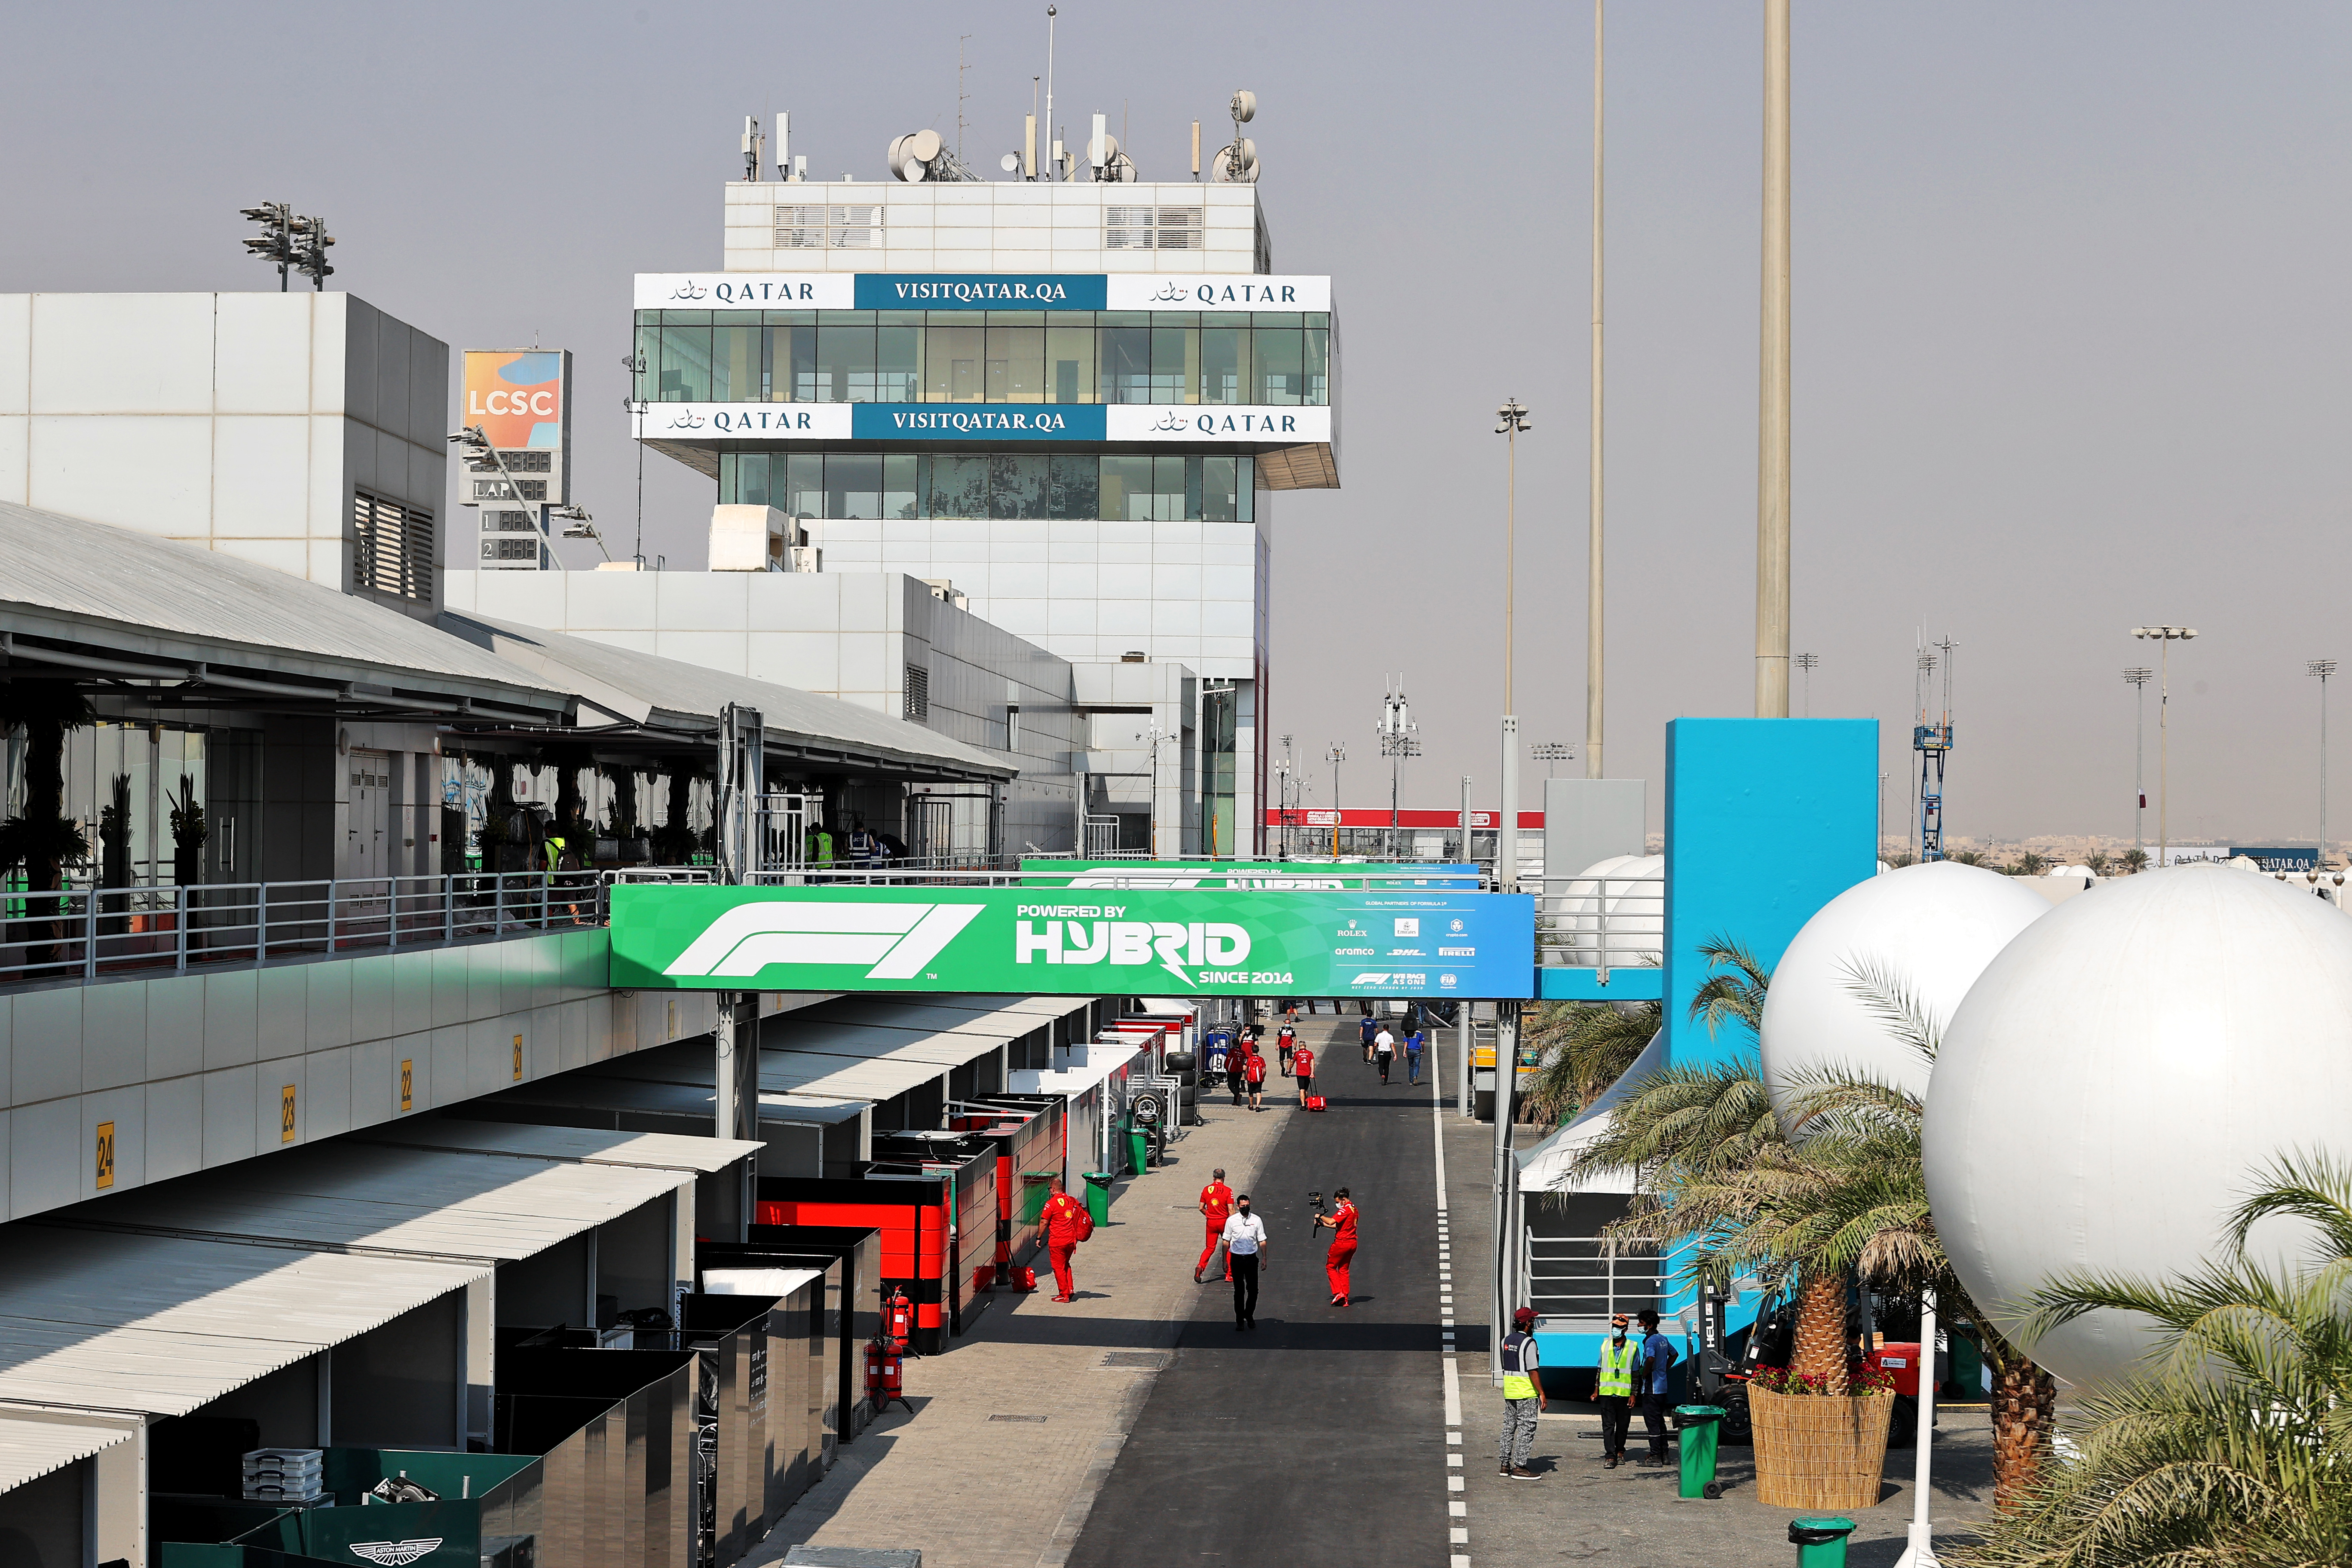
[1040, 1175, 1094, 1302]
[1195, 1167, 1237, 1284]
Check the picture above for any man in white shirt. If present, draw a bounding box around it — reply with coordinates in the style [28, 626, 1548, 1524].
[1220, 1196, 1269, 1330]
[1373, 1026, 1396, 1086]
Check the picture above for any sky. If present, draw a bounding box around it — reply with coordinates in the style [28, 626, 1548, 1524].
[5, 2, 2349, 843]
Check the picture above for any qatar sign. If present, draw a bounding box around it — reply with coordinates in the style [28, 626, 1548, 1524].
[609, 884, 1534, 998]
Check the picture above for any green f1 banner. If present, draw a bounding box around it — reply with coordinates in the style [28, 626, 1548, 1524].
[609, 883, 1535, 998]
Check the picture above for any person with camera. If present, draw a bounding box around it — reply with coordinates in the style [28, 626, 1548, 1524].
[1314, 1187, 1359, 1306]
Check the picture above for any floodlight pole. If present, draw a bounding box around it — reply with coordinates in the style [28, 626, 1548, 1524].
[1459, 774, 1475, 1118]
[1495, 399, 1531, 892]
[2124, 668, 2153, 860]
[1327, 743, 1345, 856]
[2132, 627, 2197, 867]
[1588, 0, 1607, 780]
[2312, 661, 2337, 868]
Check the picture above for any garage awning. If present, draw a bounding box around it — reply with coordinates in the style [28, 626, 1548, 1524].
[0, 1226, 487, 1419]
[358, 1119, 763, 1175]
[62, 1139, 704, 1264]
[0, 1411, 136, 1494]
[1009, 1038, 1144, 1098]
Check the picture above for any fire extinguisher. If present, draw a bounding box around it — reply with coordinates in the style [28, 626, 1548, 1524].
[885, 1286, 915, 1353]
[864, 1335, 912, 1416]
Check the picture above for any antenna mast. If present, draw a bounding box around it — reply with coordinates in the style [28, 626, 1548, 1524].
[1914, 635, 1956, 861]
[957, 35, 971, 159]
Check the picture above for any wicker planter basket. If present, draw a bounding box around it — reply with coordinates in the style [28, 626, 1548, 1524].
[1748, 1385, 1895, 1510]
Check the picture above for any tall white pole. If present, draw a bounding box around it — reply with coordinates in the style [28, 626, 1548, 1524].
[1755, 0, 1792, 718]
[1499, 412, 1521, 894]
[1586, 0, 1606, 779]
[2159, 638, 2170, 868]
[1892, 1289, 1941, 1568]
[1044, 6, 1057, 181]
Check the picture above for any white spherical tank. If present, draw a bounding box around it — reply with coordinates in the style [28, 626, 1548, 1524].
[1925, 866, 2352, 1385]
[1759, 861, 2050, 1120]
[1553, 854, 1663, 968]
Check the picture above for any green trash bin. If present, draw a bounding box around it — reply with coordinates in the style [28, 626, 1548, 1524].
[1081, 1171, 1114, 1226]
[1125, 1125, 1152, 1175]
[1789, 1516, 1858, 1568]
[1673, 1404, 1725, 1498]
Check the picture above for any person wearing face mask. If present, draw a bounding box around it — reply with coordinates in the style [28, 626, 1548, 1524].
[1634, 1308, 1679, 1467]
[1592, 1312, 1638, 1468]
[1498, 1306, 1547, 1478]
[1219, 1194, 1268, 1329]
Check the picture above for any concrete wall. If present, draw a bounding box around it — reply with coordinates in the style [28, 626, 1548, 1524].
[0, 930, 719, 1221]
[0, 292, 447, 619]
[720, 179, 1265, 275]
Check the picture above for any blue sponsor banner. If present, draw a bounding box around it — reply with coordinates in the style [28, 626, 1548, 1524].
[851, 404, 1106, 441]
[854, 274, 1107, 310]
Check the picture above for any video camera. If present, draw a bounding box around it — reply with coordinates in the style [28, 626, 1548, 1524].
[1307, 1190, 1327, 1214]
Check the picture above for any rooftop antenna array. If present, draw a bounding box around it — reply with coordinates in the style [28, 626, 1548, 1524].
[1087, 112, 1137, 181]
[888, 129, 981, 183]
[239, 202, 334, 292]
[741, 116, 765, 182]
[1914, 634, 1956, 861]
[1213, 89, 1259, 184]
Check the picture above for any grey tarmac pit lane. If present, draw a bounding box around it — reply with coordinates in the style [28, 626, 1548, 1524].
[1069, 1015, 1452, 1568]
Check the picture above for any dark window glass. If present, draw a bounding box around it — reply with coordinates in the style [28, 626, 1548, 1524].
[1099, 455, 1152, 520]
[712, 324, 760, 401]
[827, 453, 884, 518]
[657, 324, 711, 402]
[1152, 455, 1188, 521]
[764, 309, 817, 325]
[1237, 455, 1254, 523]
[785, 325, 819, 401]
[1045, 325, 1093, 402]
[1253, 312, 1305, 328]
[876, 310, 925, 326]
[884, 454, 923, 518]
[1203, 455, 1239, 522]
[635, 310, 660, 326]
[990, 453, 1048, 519]
[876, 326, 922, 401]
[735, 452, 773, 506]
[1254, 329, 1304, 405]
[1101, 327, 1151, 404]
[784, 453, 825, 519]
[929, 454, 989, 518]
[1303, 328, 1329, 405]
[815, 325, 875, 401]
[633, 325, 659, 401]
[717, 451, 735, 501]
[1048, 455, 1098, 519]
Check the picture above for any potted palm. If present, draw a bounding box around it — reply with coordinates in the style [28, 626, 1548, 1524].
[0, 686, 95, 972]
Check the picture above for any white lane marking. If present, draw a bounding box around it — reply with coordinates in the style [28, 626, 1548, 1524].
[1442, 1354, 1462, 1427]
[1446, 1431, 1461, 1446]
[1448, 1476, 1464, 1492]
[1435, 1030, 1467, 1568]
[1451, 1529, 1469, 1545]
[1447, 1453, 1463, 1467]
[1449, 1502, 1467, 1518]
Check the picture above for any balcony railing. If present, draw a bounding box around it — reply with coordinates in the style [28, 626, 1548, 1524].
[1523, 1232, 1664, 1328]
[1537, 873, 1665, 979]
[0, 868, 713, 989]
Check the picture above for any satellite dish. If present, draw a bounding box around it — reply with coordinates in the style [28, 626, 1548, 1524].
[1234, 136, 1256, 166]
[1087, 130, 1119, 166]
[1210, 144, 1259, 184]
[1000, 152, 1021, 173]
[1230, 89, 1257, 124]
[906, 128, 943, 163]
[900, 155, 929, 183]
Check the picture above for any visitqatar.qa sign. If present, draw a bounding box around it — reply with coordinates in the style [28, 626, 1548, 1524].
[609, 885, 1534, 998]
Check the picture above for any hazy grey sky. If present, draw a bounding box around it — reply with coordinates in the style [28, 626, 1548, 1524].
[6, 2, 2348, 842]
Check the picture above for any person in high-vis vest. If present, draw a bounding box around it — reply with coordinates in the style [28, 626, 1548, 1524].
[1591, 1311, 1638, 1467]
[1498, 1306, 1547, 1477]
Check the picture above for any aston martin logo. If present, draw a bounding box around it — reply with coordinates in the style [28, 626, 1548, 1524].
[348, 1542, 442, 1567]
[663, 901, 985, 980]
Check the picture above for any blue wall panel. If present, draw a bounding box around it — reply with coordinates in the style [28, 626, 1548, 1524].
[1660, 718, 1879, 1068]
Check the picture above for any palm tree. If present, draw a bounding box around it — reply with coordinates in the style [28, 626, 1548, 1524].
[0, 684, 96, 969]
[2119, 847, 2150, 875]
[1963, 1151, 2352, 1566]
[2083, 852, 2109, 876]
[2013, 851, 2049, 877]
[1571, 947, 2060, 1498]
[1520, 994, 1661, 1127]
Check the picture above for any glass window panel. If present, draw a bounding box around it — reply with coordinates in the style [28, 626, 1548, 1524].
[1203, 455, 1239, 522]
[989, 453, 1047, 519]
[1048, 454, 1098, 519]
[876, 326, 922, 401]
[1254, 329, 1304, 405]
[713, 324, 760, 402]
[1100, 327, 1151, 404]
[661, 310, 713, 325]
[990, 326, 1044, 402]
[717, 451, 736, 502]
[783, 325, 819, 401]
[1254, 312, 1305, 328]
[737, 452, 772, 507]
[784, 453, 825, 519]
[817, 310, 878, 326]
[636, 310, 660, 326]
[883, 454, 922, 518]
[633, 325, 660, 402]
[1152, 455, 1188, 521]
[1305, 312, 1330, 328]
[1303, 328, 1329, 405]
[1184, 456, 1204, 520]
[1099, 456, 1153, 521]
[1044, 325, 1095, 403]
[876, 310, 925, 326]
[657, 324, 712, 402]
[1237, 455, 1254, 523]
[925, 325, 986, 402]
[764, 309, 817, 325]
[1199, 328, 1250, 406]
[1150, 327, 1197, 404]
[928, 454, 989, 517]
[815, 326, 875, 402]
[826, 453, 883, 518]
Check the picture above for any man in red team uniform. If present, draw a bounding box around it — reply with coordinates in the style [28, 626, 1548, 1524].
[1292, 1043, 1316, 1106]
[1243, 1045, 1268, 1112]
[1039, 1175, 1092, 1302]
[1315, 1188, 1360, 1305]
[1276, 1022, 1298, 1075]
[1195, 1167, 1236, 1283]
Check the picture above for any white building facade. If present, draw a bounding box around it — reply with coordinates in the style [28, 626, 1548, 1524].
[627, 174, 1338, 856]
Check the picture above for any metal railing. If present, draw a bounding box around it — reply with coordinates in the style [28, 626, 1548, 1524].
[1537, 873, 1665, 979]
[0, 866, 714, 989]
[1522, 1231, 1664, 1327]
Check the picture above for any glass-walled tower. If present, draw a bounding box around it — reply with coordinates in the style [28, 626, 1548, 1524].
[629, 171, 1337, 856]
